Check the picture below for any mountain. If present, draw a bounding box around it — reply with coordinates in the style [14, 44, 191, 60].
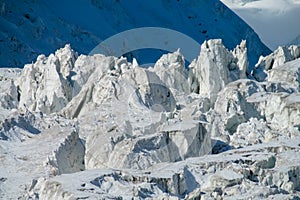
[289, 34, 300, 46]
[220, 0, 300, 50]
[0, 39, 300, 199]
[2, 1, 300, 199]
[0, 0, 270, 68]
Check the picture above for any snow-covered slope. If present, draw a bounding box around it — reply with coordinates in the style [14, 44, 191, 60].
[221, 0, 300, 50]
[289, 34, 300, 46]
[0, 0, 270, 68]
[0, 41, 300, 199]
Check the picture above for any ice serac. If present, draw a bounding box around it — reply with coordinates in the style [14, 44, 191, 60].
[232, 40, 248, 79]
[152, 50, 188, 94]
[212, 78, 300, 143]
[2, 44, 300, 199]
[0, 69, 19, 110]
[207, 79, 262, 141]
[248, 92, 300, 131]
[46, 128, 85, 175]
[60, 54, 210, 170]
[89, 120, 210, 170]
[252, 45, 300, 81]
[30, 166, 198, 199]
[267, 59, 300, 92]
[188, 39, 248, 105]
[26, 137, 300, 199]
[0, 111, 85, 199]
[17, 44, 78, 114]
[0, 68, 21, 124]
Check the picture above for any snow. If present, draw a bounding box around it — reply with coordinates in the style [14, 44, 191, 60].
[0, 41, 300, 198]
[221, 0, 300, 50]
[0, 0, 270, 68]
[1, 1, 300, 198]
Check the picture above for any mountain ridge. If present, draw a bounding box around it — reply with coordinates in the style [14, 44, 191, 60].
[0, 0, 270, 68]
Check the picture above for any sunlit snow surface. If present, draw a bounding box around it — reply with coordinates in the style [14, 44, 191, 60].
[221, 0, 300, 50]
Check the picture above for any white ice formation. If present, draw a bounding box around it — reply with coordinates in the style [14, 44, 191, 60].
[0, 40, 300, 199]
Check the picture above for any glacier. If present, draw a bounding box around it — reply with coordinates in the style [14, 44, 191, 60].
[0, 39, 300, 199]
